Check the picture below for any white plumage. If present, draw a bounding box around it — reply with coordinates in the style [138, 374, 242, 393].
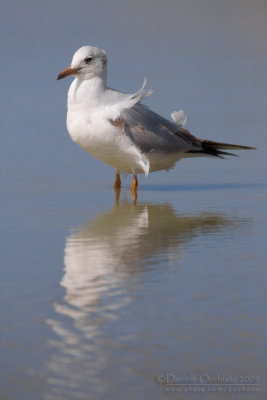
[57, 45, 255, 190]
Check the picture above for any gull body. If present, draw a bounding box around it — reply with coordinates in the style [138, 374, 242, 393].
[57, 46, 255, 192]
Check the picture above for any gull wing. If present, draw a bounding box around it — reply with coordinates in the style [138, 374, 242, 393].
[118, 103, 202, 154]
[107, 79, 197, 155]
[107, 81, 255, 158]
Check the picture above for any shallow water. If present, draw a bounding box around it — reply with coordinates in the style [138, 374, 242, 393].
[1, 1, 267, 399]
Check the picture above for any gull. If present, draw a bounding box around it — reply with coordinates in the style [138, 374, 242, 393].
[57, 45, 255, 195]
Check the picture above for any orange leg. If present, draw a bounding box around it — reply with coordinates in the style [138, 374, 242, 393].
[131, 174, 138, 203]
[114, 170, 121, 189]
[131, 174, 138, 191]
[114, 170, 121, 203]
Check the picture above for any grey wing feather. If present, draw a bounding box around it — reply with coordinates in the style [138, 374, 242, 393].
[120, 104, 202, 154]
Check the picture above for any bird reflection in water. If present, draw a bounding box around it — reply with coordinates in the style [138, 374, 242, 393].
[46, 199, 232, 397]
[48, 199, 232, 327]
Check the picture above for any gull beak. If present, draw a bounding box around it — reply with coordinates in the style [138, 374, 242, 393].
[57, 66, 80, 80]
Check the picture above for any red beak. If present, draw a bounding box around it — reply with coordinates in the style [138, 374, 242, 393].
[57, 66, 80, 80]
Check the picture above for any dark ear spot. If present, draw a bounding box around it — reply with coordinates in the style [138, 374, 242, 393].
[84, 56, 93, 64]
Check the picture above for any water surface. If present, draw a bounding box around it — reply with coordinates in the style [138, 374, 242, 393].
[1, 1, 267, 399]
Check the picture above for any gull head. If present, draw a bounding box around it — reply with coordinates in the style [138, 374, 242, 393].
[57, 46, 107, 81]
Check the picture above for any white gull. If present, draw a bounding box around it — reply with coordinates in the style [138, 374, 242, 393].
[57, 45, 255, 193]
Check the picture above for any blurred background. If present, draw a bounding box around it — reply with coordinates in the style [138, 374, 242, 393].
[0, 1, 266, 399]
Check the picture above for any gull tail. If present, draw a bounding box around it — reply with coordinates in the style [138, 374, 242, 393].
[188, 139, 256, 158]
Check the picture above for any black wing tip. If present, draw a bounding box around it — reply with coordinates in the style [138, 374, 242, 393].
[201, 139, 257, 151]
[187, 149, 239, 158]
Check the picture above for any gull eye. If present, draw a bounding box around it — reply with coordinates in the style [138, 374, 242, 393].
[84, 56, 93, 64]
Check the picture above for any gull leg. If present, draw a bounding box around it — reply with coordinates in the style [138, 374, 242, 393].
[131, 174, 138, 203]
[114, 170, 121, 203]
[131, 174, 138, 191]
[114, 170, 121, 188]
